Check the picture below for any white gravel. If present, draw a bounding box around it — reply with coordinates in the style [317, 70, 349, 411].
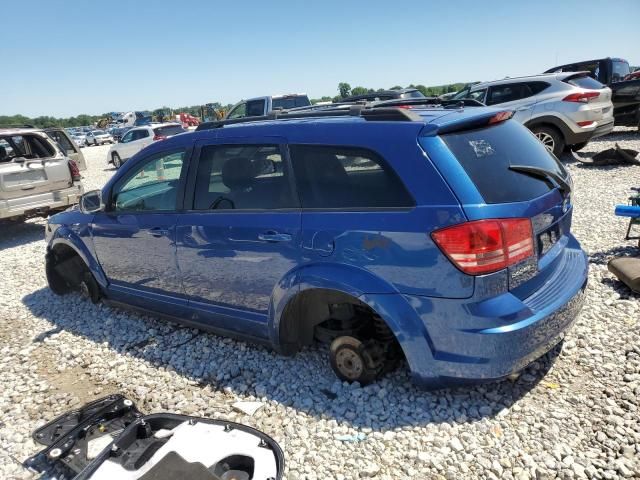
[1, 131, 639, 480]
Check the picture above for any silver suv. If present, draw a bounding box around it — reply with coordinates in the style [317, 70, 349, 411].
[453, 72, 614, 156]
[0, 126, 83, 221]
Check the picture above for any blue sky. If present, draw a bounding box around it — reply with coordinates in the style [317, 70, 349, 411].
[1, 0, 638, 117]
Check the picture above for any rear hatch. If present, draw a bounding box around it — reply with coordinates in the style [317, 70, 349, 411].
[426, 118, 575, 296]
[0, 133, 72, 200]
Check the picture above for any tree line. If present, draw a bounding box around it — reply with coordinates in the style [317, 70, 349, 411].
[0, 82, 468, 128]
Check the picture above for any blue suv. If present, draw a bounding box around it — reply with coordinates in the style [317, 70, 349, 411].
[45, 106, 588, 388]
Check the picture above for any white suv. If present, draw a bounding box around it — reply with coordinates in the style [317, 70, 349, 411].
[0, 127, 83, 221]
[453, 72, 614, 156]
[107, 123, 186, 168]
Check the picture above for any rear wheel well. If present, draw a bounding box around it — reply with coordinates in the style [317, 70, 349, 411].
[279, 288, 402, 356]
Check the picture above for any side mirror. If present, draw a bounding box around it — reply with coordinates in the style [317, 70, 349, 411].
[79, 190, 103, 214]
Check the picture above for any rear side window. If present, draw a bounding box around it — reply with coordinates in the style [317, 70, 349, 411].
[193, 145, 296, 210]
[272, 96, 311, 109]
[566, 75, 605, 90]
[527, 81, 550, 95]
[440, 121, 568, 204]
[289, 145, 414, 209]
[153, 125, 186, 137]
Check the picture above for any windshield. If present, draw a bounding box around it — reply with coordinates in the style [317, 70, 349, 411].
[400, 90, 426, 99]
[612, 60, 630, 82]
[93, 130, 105, 135]
[439, 121, 568, 204]
[272, 96, 311, 109]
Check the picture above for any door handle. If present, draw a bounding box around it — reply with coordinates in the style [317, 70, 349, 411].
[258, 231, 292, 242]
[147, 227, 169, 237]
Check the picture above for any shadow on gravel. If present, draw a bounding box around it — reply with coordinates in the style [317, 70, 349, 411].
[0, 220, 44, 250]
[22, 287, 563, 430]
[590, 245, 639, 266]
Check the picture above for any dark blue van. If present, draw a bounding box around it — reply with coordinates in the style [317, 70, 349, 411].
[45, 106, 587, 388]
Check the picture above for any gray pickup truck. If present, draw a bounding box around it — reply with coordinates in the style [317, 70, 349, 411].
[546, 57, 640, 129]
[0, 126, 84, 221]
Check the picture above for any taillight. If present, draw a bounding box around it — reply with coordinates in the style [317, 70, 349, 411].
[153, 135, 167, 141]
[488, 111, 514, 124]
[563, 91, 600, 103]
[431, 218, 534, 275]
[68, 160, 81, 182]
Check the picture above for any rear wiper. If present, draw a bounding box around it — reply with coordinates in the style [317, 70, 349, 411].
[509, 164, 571, 195]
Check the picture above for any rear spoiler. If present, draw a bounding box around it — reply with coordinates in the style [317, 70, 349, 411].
[422, 110, 514, 136]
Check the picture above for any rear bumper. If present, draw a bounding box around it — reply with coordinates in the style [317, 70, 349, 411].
[382, 236, 588, 389]
[0, 184, 84, 219]
[564, 118, 614, 145]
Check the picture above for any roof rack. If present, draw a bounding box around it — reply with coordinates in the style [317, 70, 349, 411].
[0, 124, 35, 129]
[374, 97, 486, 108]
[196, 105, 423, 131]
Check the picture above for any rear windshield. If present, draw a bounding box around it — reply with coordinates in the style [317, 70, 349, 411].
[153, 125, 186, 137]
[566, 75, 605, 90]
[440, 121, 568, 204]
[272, 96, 311, 109]
[612, 60, 630, 82]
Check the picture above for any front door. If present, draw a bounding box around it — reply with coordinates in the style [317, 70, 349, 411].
[91, 148, 188, 315]
[176, 141, 301, 338]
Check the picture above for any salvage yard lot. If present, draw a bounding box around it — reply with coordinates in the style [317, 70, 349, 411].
[1, 131, 639, 479]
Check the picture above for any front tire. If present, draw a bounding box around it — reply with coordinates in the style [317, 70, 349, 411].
[530, 125, 564, 157]
[112, 152, 122, 168]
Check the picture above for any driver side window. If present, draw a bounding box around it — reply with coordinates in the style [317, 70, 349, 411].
[112, 150, 185, 212]
[120, 131, 133, 143]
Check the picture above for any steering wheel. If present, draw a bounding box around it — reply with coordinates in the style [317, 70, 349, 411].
[209, 196, 235, 210]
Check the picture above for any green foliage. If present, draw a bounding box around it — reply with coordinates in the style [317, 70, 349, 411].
[338, 82, 351, 98]
[350, 86, 369, 97]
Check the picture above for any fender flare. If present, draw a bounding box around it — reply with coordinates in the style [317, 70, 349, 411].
[268, 263, 435, 374]
[49, 229, 108, 288]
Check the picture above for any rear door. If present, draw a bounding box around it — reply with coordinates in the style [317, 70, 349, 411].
[45, 128, 87, 171]
[0, 133, 71, 200]
[176, 139, 301, 337]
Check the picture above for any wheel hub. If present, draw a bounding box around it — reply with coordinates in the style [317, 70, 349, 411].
[335, 349, 364, 380]
[535, 132, 555, 153]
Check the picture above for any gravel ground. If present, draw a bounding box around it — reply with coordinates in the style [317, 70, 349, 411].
[1, 130, 639, 480]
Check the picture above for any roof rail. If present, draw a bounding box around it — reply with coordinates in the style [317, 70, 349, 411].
[375, 97, 486, 108]
[0, 124, 36, 129]
[195, 105, 422, 131]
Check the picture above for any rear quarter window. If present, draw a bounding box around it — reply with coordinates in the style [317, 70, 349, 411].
[289, 145, 414, 209]
[440, 121, 568, 204]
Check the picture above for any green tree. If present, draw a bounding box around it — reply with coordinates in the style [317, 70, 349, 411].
[350, 86, 369, 96]
[338, 82, 351, 98]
